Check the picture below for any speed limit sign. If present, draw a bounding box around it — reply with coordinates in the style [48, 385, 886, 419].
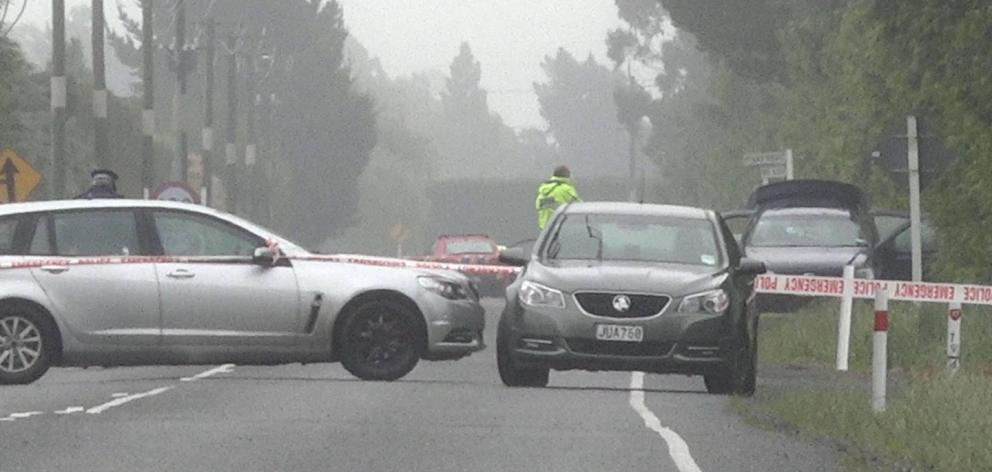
[152, 182, 201, 204]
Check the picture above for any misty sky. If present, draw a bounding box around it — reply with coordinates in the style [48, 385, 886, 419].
[16, 0, 623, 129]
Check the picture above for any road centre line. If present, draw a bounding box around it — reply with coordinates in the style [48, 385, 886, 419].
[180, 363, 236, 382]
[629, 372, 703, 472]
[2, 364, 234, 423]
[86, 387, 173, 415]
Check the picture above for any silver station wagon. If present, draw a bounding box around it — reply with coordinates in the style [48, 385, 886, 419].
[0, 200, 485, 385]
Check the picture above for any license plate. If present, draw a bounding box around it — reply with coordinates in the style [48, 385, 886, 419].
[595, 324, 644, 342]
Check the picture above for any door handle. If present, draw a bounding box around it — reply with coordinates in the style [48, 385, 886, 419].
[166, 269, 196, 279]
[40, 265, 70, 274]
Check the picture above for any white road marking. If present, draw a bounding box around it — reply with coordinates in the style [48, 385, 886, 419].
[54, 407, 85, 415]
[629, 372, 703, 472]
[86, 387, 173, 415]
[111, 392, 130, 398]
[180, 363, 235, 382]
[8, 411, 44, 419]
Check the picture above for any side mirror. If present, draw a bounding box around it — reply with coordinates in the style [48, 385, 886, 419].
[499, 246, 530, 267]
[252, 246, 278, 266]
[738, 258, 766, 275]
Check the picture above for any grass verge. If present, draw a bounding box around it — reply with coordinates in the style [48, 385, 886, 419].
[739, 299, 992, 471]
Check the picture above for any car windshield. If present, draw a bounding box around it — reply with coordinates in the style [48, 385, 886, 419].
[749, 212, 861, 247]
[445, 240, 495, 254]
[544, 213, 721, 266]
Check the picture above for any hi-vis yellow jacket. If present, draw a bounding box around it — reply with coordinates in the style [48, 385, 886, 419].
[535, 176, 580, 229]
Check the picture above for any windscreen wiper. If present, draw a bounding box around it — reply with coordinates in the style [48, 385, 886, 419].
[585, 215, 603, 263]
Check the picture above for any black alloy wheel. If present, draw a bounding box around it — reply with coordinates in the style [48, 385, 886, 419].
[496, 321, 549, 387]
[0, 304, 54, 385]
[338, 301, 421, 381]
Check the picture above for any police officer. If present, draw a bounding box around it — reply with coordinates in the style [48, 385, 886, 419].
[535, 165, 581, 229]
[76, 169, 124, 199]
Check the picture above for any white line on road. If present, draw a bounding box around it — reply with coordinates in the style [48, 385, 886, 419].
[629, 372, 703, 472]
[86, 387, 173, 415]
[111, 392, 130, 398]
[7, 411, 44, 420]
[54, 407, 85, 415]
[180, 363, 236, 382]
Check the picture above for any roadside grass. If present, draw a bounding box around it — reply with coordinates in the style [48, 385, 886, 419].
[742, 299, 992, 471]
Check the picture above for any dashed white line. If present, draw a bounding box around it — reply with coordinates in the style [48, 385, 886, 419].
[54, 407, 85, 415]
[111, 392, 130, 398]
[180, 363, 235, 382]
[629, 372, 703, 472]
[86, 387, 173, 415]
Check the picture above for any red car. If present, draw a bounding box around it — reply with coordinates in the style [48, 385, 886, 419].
[417, 234, 514, 295]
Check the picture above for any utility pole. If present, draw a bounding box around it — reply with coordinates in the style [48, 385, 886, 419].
[224, 33, 239, 213]
[244, 40, 257, 219]
[172, 0, 189, 183]
[201, 19, 215, 206]
[92, 0, 109, 169]
[141, 0, 154, 198]
[51, 0, 67, 199]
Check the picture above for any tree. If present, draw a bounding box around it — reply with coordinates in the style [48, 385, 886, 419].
[266, 1, 376, 246]
[109, 1, 377, 246]
[534, 49, 628, 178]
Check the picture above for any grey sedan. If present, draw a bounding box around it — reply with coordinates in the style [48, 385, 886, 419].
[496, 202, 765, 395]
[0, 200, 485, 385]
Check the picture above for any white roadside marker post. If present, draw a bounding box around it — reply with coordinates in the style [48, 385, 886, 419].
[947, 302, 962, 372]
[872, 289, 889, 414]
[836, 265, 855, 371]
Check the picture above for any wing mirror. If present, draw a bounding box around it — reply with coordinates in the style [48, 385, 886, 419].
[738, 258, 767, 275]
[499, 246, 530, 266]
[252, 246, 278, 266]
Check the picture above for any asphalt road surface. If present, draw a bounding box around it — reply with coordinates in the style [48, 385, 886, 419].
[0, 299, 841, 472]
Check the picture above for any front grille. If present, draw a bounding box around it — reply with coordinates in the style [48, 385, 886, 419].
[566, 338, 673, 357]
[574, 292, 670, 318]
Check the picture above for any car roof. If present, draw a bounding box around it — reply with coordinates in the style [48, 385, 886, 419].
[0, 199, 219, 217]
[563, 201, 712, 220]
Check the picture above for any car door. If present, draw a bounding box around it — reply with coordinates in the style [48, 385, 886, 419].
[150, 209, 302, 346]
[28, 209, 161, 345]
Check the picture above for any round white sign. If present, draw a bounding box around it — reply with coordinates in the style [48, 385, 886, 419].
[153, 182, 200, 204]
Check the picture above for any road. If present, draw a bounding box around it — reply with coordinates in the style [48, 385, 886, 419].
[0, 299, 840, 472]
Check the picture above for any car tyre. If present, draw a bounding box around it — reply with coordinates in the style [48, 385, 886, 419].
[338, 300, 421, 381]
[704, 330, 757, 397]
[0, 303, 55, 385]
[496, 322, 549, 387]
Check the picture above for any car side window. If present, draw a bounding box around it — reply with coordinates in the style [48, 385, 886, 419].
[51, 210, 141, 256]
[892, 221, 937, 254]
[154, 211, 261, 256]
[0, 217, 17, 255]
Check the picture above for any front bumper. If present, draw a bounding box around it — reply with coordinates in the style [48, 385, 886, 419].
[419, 294, 487, 360]
[506, 302, 736, 375]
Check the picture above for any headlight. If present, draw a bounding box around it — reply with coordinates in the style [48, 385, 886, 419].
[678, 289, 730, 314]
[519, 281, 565, 309]
[418, 276, 470, 300]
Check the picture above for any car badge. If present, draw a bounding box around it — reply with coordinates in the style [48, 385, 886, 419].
[612, 294, 632, 313]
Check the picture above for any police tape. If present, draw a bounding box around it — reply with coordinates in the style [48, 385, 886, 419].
[302, 254, 521, 277]
[0, 253, 522, 278]
[755, 274, 992, 306]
